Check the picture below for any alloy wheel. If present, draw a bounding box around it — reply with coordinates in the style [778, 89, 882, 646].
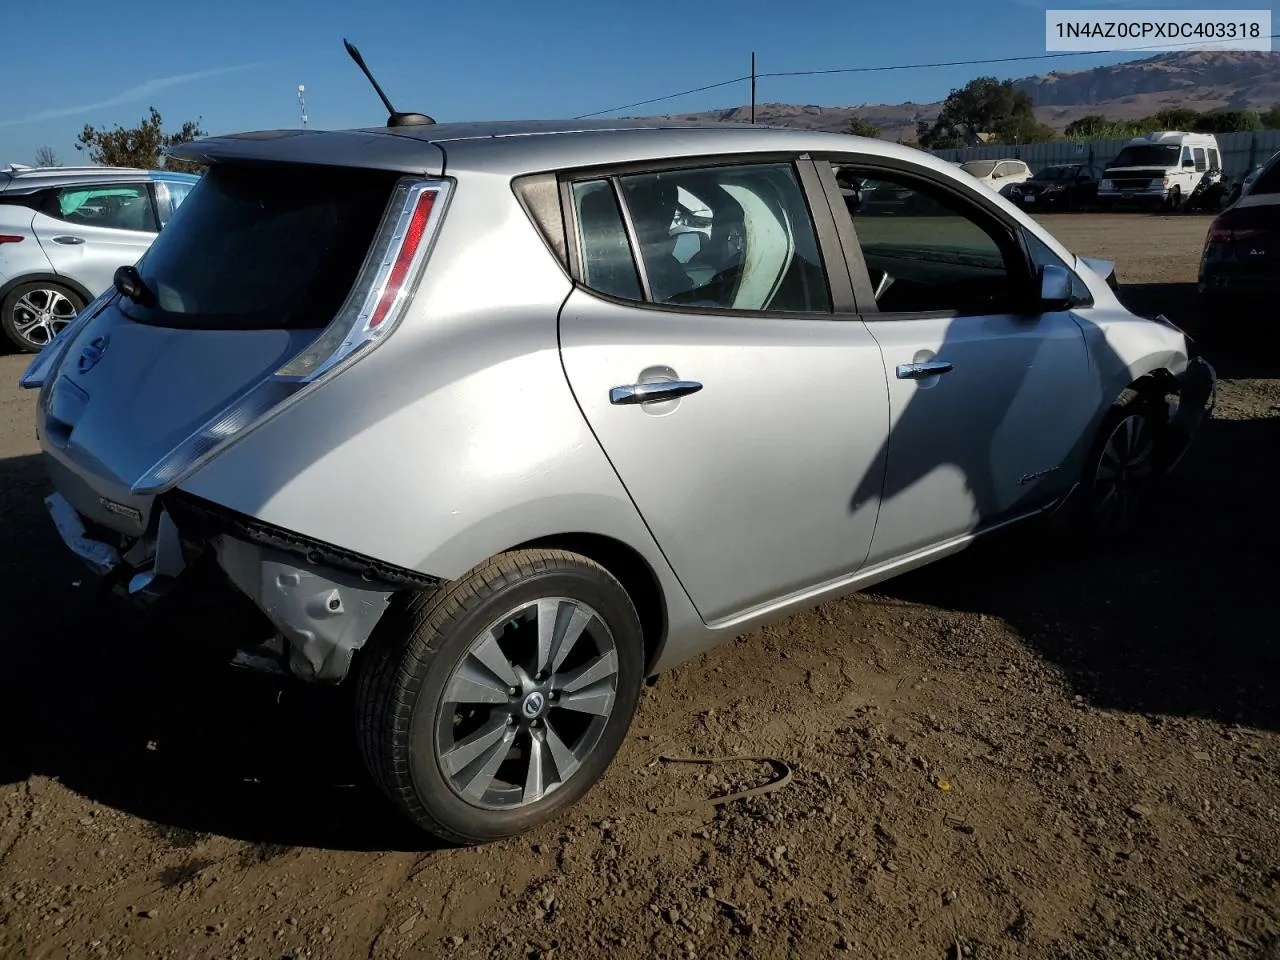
[434, 597, 619, 810]
[11, 288, 77, 348]
[1092, 412, 1157, 533]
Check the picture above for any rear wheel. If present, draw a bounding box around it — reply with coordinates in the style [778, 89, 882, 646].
[355, 549, 644, 844]
[1, 281, 84, 353]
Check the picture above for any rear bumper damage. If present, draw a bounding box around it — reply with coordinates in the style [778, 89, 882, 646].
[43, 489, 439, 684]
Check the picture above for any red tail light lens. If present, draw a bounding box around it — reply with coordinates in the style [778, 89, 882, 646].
[0, 235, 23, 244]
[369, 189, 436, 329]
[1207, 222, 1265, 244]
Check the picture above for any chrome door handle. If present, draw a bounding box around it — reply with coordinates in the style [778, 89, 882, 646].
[896, 360, 954, 380]
[609, 379, 703, 405]
[52, 236, 85, 245]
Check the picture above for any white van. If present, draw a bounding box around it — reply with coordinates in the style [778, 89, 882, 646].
[1097, 131, 1221, 211]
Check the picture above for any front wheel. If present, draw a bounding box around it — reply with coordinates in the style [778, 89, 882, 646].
[355, 549, 644, 845]
[1075, 391, 1165, 542]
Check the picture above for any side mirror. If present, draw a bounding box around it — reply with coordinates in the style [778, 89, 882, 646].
[1183, 158, 1195, 168]
[1039, 264, 1072, 313]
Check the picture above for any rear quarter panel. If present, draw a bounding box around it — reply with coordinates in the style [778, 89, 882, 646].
[178, 168, 697, 650]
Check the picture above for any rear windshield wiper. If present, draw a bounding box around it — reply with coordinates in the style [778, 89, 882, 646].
[114, 265, 156, 308]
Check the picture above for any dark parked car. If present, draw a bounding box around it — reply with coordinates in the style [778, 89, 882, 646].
[1198, 152, 1280, 301]
[1007, 164, 1102, 211]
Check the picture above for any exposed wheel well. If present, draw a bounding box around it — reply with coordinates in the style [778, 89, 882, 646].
[1125, 369, 1180, 409]
[0, 273, 94, 307]
[514, 533, 667, 675]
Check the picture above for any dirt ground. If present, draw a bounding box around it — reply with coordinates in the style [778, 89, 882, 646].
[1, 213, 1277, 960]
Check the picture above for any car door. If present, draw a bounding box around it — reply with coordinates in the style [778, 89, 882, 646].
[556, 157, 891, 625]
[816, 158, 1097, 565]
[31, 180, 159, 297]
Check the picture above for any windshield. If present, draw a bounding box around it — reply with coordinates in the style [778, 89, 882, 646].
[122, 164, 398, 330]
[960, 161, 997, 179]
[1110, 145, 1181, 169]
[1035, 166, 1078, 181]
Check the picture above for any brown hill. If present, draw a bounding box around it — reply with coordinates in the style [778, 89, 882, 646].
[650, 50, 1280, 142]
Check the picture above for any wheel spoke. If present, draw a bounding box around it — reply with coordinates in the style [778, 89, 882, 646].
[441, 714, 510, 775]
[471, 631, 520, 688]
[543, 718, 579, 780]
[535, 599, 595, 677]
[456, 726, 517, 801]
[556, 650, 618, 694]
[558, 687, 615, 717]
[444, 661, 511, 705]
[523, 731, 546, 803]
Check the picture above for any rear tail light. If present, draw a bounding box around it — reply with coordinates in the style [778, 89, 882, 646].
[0, 235, 23, 244]
[130, 176, 451, 495]
[1206, 221, 1264, 244]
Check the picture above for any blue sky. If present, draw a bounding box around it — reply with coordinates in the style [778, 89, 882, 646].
[2, 0, 1275, 164]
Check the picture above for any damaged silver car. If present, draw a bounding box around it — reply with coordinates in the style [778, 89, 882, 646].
[21, 104, 1215, 844]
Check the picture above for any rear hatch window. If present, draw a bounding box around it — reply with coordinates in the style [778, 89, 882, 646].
[121, 164, 399, 331]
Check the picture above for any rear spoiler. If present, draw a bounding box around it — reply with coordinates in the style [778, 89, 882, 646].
[167, 128, 444, 176]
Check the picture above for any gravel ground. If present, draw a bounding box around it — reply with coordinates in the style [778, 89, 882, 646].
[0, 213, 1276, 960]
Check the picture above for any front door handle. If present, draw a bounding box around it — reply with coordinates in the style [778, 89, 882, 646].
[896, 360, 954, 380]
[610, 379, 703, 405]
[52, 236, 85, 245]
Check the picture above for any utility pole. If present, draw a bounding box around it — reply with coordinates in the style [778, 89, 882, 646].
[750, 52, 757, 124]
[298, 84, 308, 128]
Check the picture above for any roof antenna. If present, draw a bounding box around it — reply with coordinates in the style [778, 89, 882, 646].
[342, 39, 435, 127]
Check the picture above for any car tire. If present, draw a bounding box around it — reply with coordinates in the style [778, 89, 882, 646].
[1164, 186, 1181, 213]
[355, 548, 645, 845]
[1, 281, 85, 353]
[1073, 389, 1167, 543]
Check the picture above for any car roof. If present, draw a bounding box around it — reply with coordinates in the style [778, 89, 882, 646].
[170, 117, 959, 180]
[0, 164, 198, 193]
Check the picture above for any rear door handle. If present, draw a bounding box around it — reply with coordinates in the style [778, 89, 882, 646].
[52, 236, 85, 245]
[896, 360, 954, 380]
[610, 379, 703, 405]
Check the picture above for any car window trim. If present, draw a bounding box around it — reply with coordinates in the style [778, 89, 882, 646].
[813, 152, 1040, 320]
[556, 151, 841, 319]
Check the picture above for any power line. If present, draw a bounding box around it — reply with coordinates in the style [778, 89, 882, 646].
[574, 75, 751, 119]
[575, 33, 1280, 119]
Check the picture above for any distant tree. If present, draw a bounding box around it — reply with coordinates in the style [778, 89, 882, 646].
[846, 117, 882, 138]
[1152, 106, 1202, 130]
[75, 106, 206, 173]
[1065, 115, 1157, 140]
[919, 77, 1051, 148]
[1063, 115, 1110, 138]
[1262, 105, 1280, 130]
[33, 145, 60, 167]
[1192, 109, 1263, 134]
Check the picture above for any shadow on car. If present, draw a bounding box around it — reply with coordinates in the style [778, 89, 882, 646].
[0, 453, 438, 853]
[870, 280, 1277, 733]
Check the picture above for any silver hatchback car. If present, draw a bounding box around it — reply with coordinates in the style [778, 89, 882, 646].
[0, 164, 198, 352]
[21, 118, 1215, 844]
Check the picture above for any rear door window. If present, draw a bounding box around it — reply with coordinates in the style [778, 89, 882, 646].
[124, 164, 398, 330]
[571, 161, 830, 314]
[52, 183, 156, 232]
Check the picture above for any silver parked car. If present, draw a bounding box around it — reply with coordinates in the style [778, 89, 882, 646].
[0, 163, 198, 352]
[20, 117, 1215, 845]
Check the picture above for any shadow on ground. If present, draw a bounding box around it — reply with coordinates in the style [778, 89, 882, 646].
[874, 284, 1280, 734]
[0, 453, 437, 854]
